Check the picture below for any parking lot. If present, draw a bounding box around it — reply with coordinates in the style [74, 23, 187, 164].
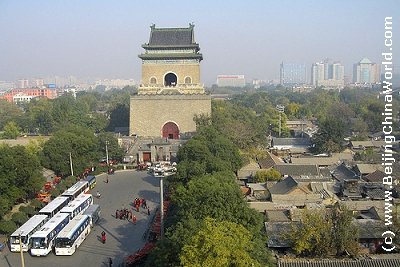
[0, 170, 160, 267]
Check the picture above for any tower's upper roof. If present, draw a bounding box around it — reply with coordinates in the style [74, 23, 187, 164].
[139, 24, 202, 60]
[143, 24, 198, 48]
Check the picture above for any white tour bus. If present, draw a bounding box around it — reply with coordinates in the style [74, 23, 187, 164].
[55, 214, 91, 256]
[60, 194, 93, 220]
[9, 215, 48, 252]
[83, 175, 96, 190]
[82, 204, 101, 226]
[61, 180, 89, 200]
[30, 212, 70, 256]
[39, 196, 70, 218]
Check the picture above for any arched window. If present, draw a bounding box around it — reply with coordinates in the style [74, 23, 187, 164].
[184, 76, 192, 84]
[164, 73, 177, 86]
[150, 77, 157, 84]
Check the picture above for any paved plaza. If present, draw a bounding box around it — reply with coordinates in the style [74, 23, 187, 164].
[0, 170, 160, 267]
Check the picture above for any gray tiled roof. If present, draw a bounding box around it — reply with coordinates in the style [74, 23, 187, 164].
[274, 164, 320, 177]
[278, 258, 400, 267]
[269, 176, 298, 194]
[272, 137, 311, 147]
[355, 219, 387, 239]
[363, 170, 386, 183]
[149, 25, 195, 46]
[331, 163, 358, 182]
[258, 152, 282, 169]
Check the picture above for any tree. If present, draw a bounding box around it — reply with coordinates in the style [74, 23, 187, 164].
[0, 219, 17, 235]
[254, 169, 281, 182]
[287, 209, 332, 256]
[288, 206, 360, 257]
[11, 211, 28, 226]
[2, 121, 20, 139]
[172, 172, 263, 233]
[0, 144, 44, 214]
[331, 204, 360, 256]
[0, 100, 23, 129]
[97, 132, 125, 162]
[180, 217, 262, 267]
[41, 125, 100, 176]
[107, 103, 129, 131]
[19, 205, 36, 217]
[311, 119, 345, 153]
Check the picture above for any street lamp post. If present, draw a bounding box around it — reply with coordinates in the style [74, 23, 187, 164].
[105, 141, 109, 166]
[69, 152, 74, 176]
[160, 175, 164, 237]
[19, 232, 25, 267]
[276, 105, 285, 137]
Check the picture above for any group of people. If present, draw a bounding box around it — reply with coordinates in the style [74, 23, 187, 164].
[133, 197, 147, 212]
[115, 208, 137, 224]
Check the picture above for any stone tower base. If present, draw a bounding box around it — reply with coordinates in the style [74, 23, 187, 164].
[129, 94, 211, 138]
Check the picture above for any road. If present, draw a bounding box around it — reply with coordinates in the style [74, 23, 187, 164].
[0, 169, 160, 267]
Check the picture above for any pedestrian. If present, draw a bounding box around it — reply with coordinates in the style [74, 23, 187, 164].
[142, 199, 147, 209]
[108, 257, 113, 267]
[147, 207, 150, 216]
[119, 210, 123, 220]
[101, 231, 106, 244]
[115, 210, 118, 219]
[132, 215, 137, 224]
[136, 204, 139, 212]
[106, 175, 109, 183]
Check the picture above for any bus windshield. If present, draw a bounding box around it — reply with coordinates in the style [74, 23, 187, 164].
[31, 237, 46, 249]
[55, 238, 72, 248]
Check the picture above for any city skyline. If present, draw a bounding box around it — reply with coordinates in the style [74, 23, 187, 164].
[0, 0, 399, 85]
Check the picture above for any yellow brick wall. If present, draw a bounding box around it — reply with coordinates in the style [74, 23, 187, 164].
[141, 63, 201, 85]
[130, 95, 211, 137]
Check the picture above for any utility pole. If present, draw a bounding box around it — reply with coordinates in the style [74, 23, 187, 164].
[160, 175, 164, 237]
[105, 141, 109, 166]
[69, 152, 74, 176]
[276, 105, 285, 137]
[19, 232, 25, 267]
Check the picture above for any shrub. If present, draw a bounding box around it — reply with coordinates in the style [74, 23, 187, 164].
[0, 220, 17, 235]
[11, 212, 28, 226]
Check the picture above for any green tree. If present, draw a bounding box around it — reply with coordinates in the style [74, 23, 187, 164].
[97, 132, 125, 161]
[41, 125, 100, 176]
[254, 168, 281, 182]
[311, 119, 345, 153]
[331, 205, 360, 256]
[287, 209, 332, 256]
[11, 211, 28, 226]
[0, 100, 23, 129]
[0, 220, 17, 235]
[107, 103, 130, 131]
[2, 121, 20, 139]
[180, 217, 262, 267]
[0, 144, 44, 213]
[19, 205, 36, 217]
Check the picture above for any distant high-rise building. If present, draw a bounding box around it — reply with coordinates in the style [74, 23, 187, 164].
[17, 79, 29, 89]
[280, 62, 307, 85]
[353, 58, 381, 84]
[311, 59, 344, 88]
[217, 75, 246, 87]
[32, 79, 44, 88]
[311, 62, 324, 86]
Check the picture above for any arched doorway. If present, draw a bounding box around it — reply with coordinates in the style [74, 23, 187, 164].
[162, 122, 179, 139]
[164, 73, 177, 86]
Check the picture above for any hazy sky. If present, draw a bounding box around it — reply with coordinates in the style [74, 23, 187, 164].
[0, 0, 399, 85]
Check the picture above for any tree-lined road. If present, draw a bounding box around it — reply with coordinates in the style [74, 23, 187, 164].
[0, 170, 160, 267]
